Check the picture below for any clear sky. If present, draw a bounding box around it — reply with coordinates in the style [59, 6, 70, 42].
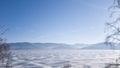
[0, 0, 113, 44]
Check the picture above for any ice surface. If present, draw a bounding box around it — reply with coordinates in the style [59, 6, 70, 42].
[10, 50, 120, 68]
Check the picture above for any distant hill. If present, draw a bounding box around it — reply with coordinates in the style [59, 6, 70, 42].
[8, 42, 120, 50]
[8, 42, 86, 50]
[82, 42, 120, 50]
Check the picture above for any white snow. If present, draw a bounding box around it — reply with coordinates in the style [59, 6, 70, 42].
[11, 50, 120, 68]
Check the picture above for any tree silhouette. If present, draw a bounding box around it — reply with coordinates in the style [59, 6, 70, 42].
[0, 25, 12, 68]
[105, 0, 120, 49]
[105, 0, 120, 68]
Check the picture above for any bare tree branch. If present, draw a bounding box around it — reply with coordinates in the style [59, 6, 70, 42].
[0, 25, 12, 68]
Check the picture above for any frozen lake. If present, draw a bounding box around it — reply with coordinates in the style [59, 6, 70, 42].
[11, 50, 120, 68]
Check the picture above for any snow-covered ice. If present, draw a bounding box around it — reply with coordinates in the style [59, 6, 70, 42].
[11, 50, 120, 68]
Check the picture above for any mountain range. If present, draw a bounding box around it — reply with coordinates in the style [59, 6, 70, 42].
[7, 42, 120, 50]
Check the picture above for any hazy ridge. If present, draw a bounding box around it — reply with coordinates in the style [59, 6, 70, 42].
[8, 42, 119, 50]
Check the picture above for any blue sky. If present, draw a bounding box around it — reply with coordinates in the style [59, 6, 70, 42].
[0, 0, 113, 44]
